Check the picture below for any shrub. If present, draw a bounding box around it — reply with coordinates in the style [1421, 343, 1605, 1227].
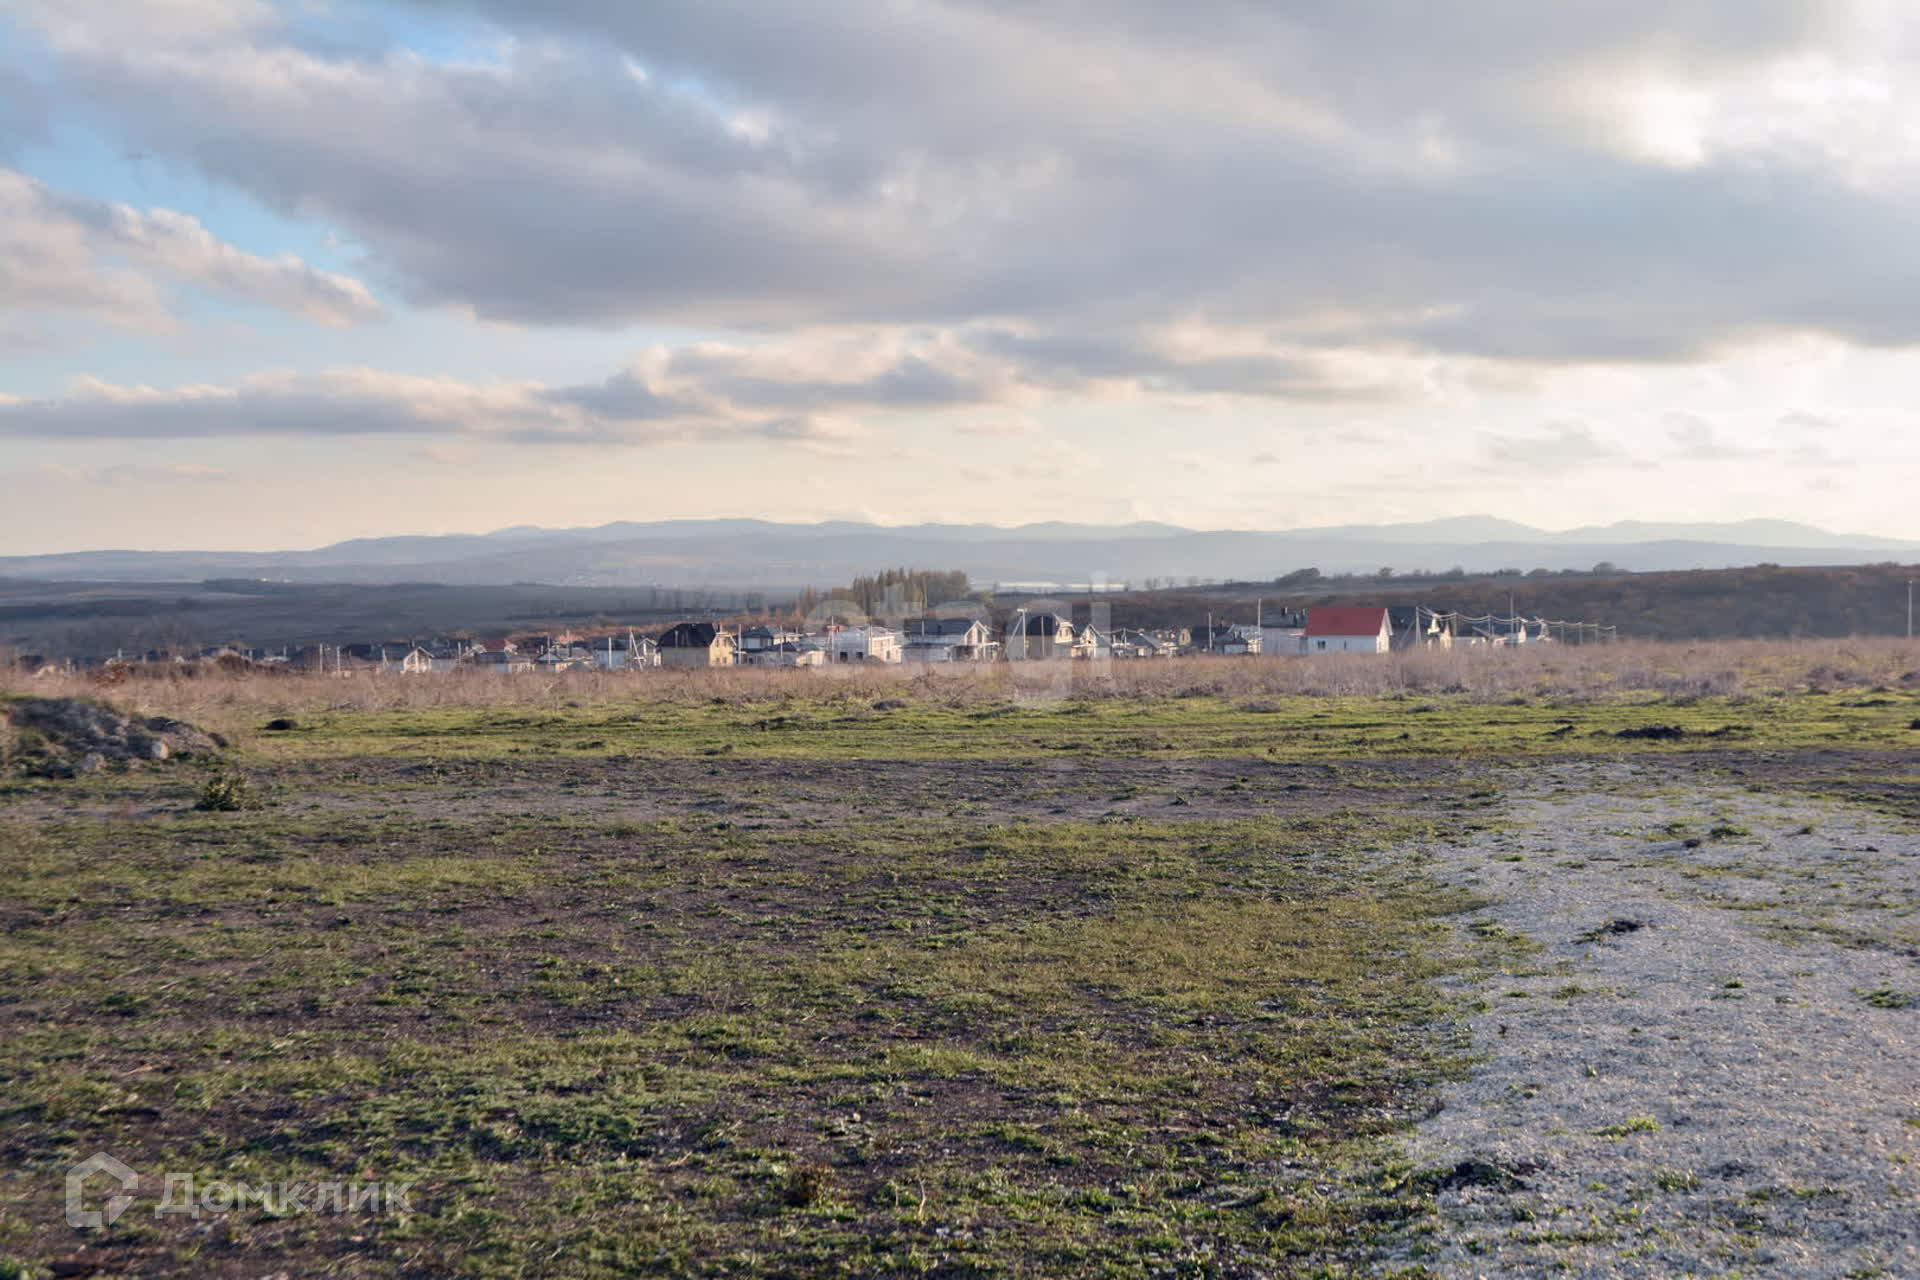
[194, 769, 257, 812]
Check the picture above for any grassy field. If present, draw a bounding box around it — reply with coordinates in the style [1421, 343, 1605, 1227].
[1, 645, 1916, 1277]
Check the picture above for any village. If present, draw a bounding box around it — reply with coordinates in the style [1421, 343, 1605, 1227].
[31, 603, 1615, 677]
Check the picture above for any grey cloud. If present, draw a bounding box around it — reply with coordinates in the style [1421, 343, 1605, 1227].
[970, 328, 1423, 400]
[0, 334, 1026, 444]
[1480, 420, 1631, 469]
[0, 61, 50, 159]
[1664, 413, 1754, 460]
[0, 376, 476, 439]
[538, 369, 713, 421]
[18, 0, 1919, 364]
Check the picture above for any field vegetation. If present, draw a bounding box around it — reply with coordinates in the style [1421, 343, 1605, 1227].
[1, 639, 1916, 1276]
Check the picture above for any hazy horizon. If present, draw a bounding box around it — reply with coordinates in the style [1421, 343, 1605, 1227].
[2, 513, 1917, 562]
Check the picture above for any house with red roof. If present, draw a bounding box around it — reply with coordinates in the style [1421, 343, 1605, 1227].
[1304, 606, 1392, 654]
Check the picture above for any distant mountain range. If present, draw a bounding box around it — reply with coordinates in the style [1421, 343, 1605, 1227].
[1, 518, 1914, 589]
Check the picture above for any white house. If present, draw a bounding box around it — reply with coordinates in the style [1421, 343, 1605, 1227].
[825, 625, 902, 663]
[1303, 606, 1392, 654]
[1259, 625, 1305, 656]
[902, 617, 998, 663]
[740, 641, 824, 667]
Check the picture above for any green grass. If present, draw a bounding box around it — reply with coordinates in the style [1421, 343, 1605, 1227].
[223, 689, 1920, 764]
[5, 682, 1911, 1275]
[0, 773, 1510, 1277]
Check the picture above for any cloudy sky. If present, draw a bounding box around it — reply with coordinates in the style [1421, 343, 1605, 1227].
[2, 0, 1918, 553]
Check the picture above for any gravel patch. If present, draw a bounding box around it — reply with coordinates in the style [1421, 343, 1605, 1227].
[1392, 760, 1920, 1278]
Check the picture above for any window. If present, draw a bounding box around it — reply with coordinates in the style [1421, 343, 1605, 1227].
[1316, 639, 1327, 651]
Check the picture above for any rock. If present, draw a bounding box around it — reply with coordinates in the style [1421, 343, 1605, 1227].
[871, 699, 909, 711]
[144, 716, 220, 753]
[263, 717, 299, 732]
[1420, 1157, 1535, 1192]
[1578, 917, 1649, 942]
[4, 697, 221, 777]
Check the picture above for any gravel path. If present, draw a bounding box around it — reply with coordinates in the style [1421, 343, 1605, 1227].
[1392, 760, 1920, 1279]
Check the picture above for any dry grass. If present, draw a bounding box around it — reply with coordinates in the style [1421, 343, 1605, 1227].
[4, 637, 1917, 736]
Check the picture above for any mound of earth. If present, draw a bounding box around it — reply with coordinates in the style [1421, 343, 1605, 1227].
[1, 697, 225, 777]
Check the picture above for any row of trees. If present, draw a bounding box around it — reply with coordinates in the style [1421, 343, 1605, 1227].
[1273, 563, 1622, 588]
[791, 569, 975, 620]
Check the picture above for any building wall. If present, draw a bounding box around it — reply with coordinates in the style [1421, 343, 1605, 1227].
[1306, 632, 1388, 654]
[1260, 628, 1304, 655]
[829, 628, 903, 663]
[660, 644, 732, 668]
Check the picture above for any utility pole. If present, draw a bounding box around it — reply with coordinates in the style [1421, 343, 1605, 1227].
[1908, 577, 1914, 639]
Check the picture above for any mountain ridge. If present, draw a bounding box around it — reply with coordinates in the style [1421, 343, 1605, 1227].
[2, 517, 1914, 588]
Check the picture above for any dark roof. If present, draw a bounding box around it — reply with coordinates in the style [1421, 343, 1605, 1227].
[1020, 612, 1074, 635]
[904, 616, 982, 637]
[658, 622, 722, 648]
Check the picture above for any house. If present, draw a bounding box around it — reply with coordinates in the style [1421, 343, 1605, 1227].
[740, 640, 824, 667]
[1108, 629, 1173, 659]
[1259, 625, 1305, 656]
[1388, 606, 1454, 650]
[341, 643, 395, 670]
[824, 625, 902, 664]
[658, 622, 737, 668]
[422, 643, 467, 672]
[1075, 622, 1113, 661]
[1259, 609, 1308, 657]
[1191, 623, 1258, 655]
[468, 649, 534, 674]
[901, 616, 999, 663]
[1460, 617, 1535, 646]
[1304, 606, 1392, 654]
[535, 646, 595, 672]
[739, 625, 802, 654]
[1007, 612, 1077, 660]
[589, 632, 658, 669]
[397, 646, 436, 674]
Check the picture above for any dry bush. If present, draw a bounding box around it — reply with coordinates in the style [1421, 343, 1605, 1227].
[4, 637, 1916, 732]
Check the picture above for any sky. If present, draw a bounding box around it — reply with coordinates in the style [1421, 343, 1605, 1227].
[3, 0, 1919, 553]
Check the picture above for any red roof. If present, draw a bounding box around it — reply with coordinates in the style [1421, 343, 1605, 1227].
[1304, 606, 1390, 638]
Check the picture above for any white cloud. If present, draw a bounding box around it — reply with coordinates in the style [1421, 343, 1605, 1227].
[0, 168, 383, 332]
[35, 460, 232, 484]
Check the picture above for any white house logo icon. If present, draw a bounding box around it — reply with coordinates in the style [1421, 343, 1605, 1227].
[66, 1152, 138, 1230]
